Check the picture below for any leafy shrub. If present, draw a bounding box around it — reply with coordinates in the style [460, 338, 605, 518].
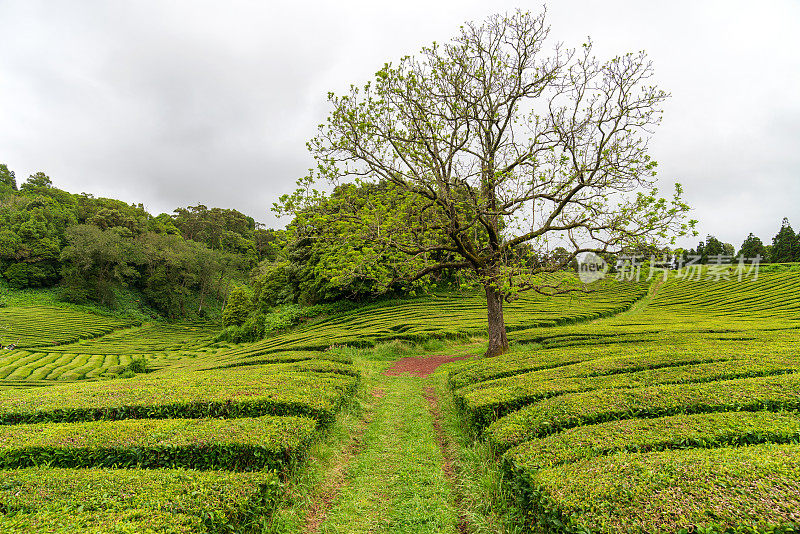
[215, 301, 356, 344]
[117, 356, 149, 378]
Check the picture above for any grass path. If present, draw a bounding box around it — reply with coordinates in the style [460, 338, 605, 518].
[264, 342, 524, 534]
[314, 356, 459, 533]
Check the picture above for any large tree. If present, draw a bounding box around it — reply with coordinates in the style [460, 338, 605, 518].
[281, 10, 693, 356]
[738, 232, 767, 261]
[0, 164, 17, 191]
[771, 217, 800, 263]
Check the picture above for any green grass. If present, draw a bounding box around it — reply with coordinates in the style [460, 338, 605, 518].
[266, 343, 464, 534]
[433, 358, 527, 534]
[318, 375, 457, 533]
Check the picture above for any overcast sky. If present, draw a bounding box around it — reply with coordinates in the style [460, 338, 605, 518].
[1, 0, 798, 248]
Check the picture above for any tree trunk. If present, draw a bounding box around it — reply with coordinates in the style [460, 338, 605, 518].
[484, 283, 509, 357]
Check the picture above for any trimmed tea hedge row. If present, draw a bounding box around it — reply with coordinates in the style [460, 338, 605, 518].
[486, 373, 800, 453]
[201, 350, 356, 372]
[0, 347, 358, 384]
[0, 350, 137, 381]
[0, 416, 317, 472]
[512, 270, 800, 346]
[448, 269, 800, 532]
[47, 322, 220, 355]
[509, 443, 800, 534]
[447, 334, 742, 391]
[648, 270, 800, 320]
[504, 410, 800, 470]
[0, 365, 358, 426]
[459, 355, 800, 429]
[0, 305, 136, 348]
[0, 467, 282, 533]
[0, 322, 228, 383]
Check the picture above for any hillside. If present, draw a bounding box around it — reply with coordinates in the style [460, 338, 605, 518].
[448, 267, 800, 532]
[0, 268, 798, 532]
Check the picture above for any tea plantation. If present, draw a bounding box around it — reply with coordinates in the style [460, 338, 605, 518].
[0, 269, 798, 532]
[0, 301, 361, 531]
[448, 267, 800, 533]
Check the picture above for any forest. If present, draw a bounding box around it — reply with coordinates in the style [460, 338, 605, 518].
[2, 162, 798, 328]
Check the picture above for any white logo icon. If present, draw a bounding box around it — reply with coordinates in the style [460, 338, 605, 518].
[578, 253, 608, 283]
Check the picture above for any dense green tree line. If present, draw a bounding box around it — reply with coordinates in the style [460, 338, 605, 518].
[684, 218, 800, 264]
[0, 164, 278, 318]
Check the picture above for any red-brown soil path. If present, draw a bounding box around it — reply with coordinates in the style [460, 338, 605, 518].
[383, 355, 471, 377]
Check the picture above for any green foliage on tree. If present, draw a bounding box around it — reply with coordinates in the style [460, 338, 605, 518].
[0, 163, 268, 319]
[738, 233, 767, 260]
[171, 204, 259, 261]
[0, 164, 17, 191]
[271, 181, 453, 306]
[3, 262, 57, 288]
[771, 218, 800, 263]
[703, 235, 725, 262]
[21, 172, 53, 191]
[277, 10, 694, 355]
[60, 225, 142, 306]
[222, 286, 252, 327]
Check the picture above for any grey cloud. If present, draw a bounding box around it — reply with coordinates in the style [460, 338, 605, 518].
[1, 0, 798, 245]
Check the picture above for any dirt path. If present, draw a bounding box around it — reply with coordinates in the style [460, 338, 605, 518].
[383, 354, 470, 377]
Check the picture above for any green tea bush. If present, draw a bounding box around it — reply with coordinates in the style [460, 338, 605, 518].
[0, 467, 283, 533]
[508, 443, 800, 533]
[504, 411, 800, 470]
[487, 373, 800, 453]
[0, 365, 359, 426]
[0, 415, 317, 471]
[0, 305, 135, 348]
[459, 356, 800, 430]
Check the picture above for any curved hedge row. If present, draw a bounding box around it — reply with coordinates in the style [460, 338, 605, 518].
[459, 357, 800, 430]
[0, 306, 136, 348]
[0, 416, 317, 472]
[509, 443, 800, 534]
[0, 367, 358, 426]
[503, 410, 800, 470]
[211, 277, 647, 357]
[446, 333, 749, 391]
[0, 467, 283, 534]
[486, 373, 800, 453]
